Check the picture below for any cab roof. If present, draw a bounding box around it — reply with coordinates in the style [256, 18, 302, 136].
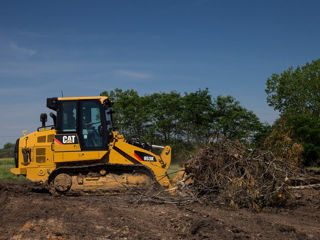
[58, 96, 109, 104]
[47, 96, 112, 111]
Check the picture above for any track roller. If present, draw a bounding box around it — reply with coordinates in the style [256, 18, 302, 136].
[49, 173, 72, 195]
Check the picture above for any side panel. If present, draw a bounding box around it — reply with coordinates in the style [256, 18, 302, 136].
[53, 134, 81, 152]
[53, 151, 107, 163]
[52, 133, 107, 163]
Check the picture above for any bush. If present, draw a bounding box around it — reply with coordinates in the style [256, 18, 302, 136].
[0, 142, 15, 158]
[287, 114, 320, 166]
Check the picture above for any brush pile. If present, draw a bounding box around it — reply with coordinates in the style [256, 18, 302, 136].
[181, 139, 302, 210]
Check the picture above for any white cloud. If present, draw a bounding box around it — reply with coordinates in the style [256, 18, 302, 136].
[9, 42, 36, 57]
[114, 69, 152, 79]
[0, 36, 36, 59]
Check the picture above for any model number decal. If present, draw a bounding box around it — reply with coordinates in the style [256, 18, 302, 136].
[134, 151, 156, 162]
[143, 156, 154, 161]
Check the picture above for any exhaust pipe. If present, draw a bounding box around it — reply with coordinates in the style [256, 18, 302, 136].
[151, 145, 165, 150]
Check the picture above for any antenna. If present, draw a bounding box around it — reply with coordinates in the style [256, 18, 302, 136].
[61, 90, 64, 97]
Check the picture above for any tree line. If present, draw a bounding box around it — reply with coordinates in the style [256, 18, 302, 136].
[0, 143, 15, 158]
[100, 59, 320, 166]
[100, 89, 268, 161]
[2, 59, 319, 166]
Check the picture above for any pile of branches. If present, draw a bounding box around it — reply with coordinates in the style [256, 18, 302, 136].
[180, 139, 302, 210]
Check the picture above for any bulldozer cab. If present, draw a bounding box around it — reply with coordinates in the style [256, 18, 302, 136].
[47, 97, 113, 151]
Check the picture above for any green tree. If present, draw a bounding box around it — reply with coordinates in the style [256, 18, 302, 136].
[212, 96, 263, 141]
[180, 88, 213, 143]
[286, 114, 320, 166]
[101, 89, 149, 138]
[265, 59, 320, 116]
[0, 142, 15, 158]
[147, 91, 183, 143]
[265, 59, 320, 166]
[3, 143, 14, 149]
[100, 88, 265, 162]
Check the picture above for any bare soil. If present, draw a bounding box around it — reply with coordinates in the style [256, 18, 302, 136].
[0, 181, 319, 240]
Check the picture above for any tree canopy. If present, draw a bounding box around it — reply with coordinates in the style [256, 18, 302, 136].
[265, 59, 320, 116]
[265, 59, 320, 166]
[101, 88, 264, 154]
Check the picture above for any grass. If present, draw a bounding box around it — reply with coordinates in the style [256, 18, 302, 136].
[0, 158, 24, 180]
[167, 163, 184, 179]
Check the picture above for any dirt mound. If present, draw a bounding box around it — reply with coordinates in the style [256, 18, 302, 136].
[182, 140, 303, 210]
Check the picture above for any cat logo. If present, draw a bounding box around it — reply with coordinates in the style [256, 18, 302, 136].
[54, 134, 78, 145]
[63, 135, 76, 144]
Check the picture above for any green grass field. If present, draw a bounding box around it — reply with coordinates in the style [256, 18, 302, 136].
[0, 158, 24, 180]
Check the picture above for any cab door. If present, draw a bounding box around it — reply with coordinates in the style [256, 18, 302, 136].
[53, 99, 107, 163]
[78, 100, 107, 151]
[53, 100, 82, 162]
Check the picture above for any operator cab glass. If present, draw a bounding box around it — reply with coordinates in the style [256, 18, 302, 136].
[61, 101, 77, 132]
[79, 100, 105, 149]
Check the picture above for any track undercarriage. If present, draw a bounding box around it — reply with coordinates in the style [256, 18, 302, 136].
[48, 164, 158, 195]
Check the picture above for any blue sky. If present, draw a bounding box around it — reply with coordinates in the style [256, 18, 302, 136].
[0, 0, 320, 147]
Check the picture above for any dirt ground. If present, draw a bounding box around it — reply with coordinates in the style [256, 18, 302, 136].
[0, 181, 319, 240]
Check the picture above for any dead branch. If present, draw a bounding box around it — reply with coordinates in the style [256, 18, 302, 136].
[289, 184, 320, 190]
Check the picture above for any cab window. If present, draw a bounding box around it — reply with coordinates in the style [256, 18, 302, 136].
[79, 100, 104, 149]
[61, 101, 77, 132]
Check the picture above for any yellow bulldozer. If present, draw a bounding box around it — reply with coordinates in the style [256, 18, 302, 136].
[10, 96, 175, 194]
